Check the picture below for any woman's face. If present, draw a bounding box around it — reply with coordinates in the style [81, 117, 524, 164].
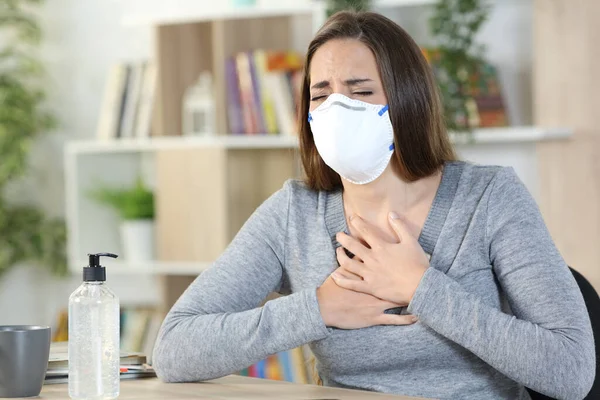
[309, 38, 387, 112]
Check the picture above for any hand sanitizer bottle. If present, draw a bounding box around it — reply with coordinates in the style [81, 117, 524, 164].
[69, 253, 120, 400]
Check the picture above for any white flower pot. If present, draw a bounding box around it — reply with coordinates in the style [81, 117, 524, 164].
[120, 220, 155, 262]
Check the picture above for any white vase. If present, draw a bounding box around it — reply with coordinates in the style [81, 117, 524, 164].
[120, 219, 155, 263]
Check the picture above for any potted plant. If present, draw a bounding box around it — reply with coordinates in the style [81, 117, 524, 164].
[0, 0, 67, 279]
[89, 178, 155, 263]
[326, 0, 371, 16]
[429, 0, 491, 132]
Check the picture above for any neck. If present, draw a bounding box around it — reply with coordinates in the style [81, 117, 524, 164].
[341, 164, 442, 238]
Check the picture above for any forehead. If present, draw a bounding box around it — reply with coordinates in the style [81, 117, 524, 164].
[309, 39, 379, 81]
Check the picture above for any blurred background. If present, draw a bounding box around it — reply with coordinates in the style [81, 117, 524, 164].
[0, 0, 596, 384]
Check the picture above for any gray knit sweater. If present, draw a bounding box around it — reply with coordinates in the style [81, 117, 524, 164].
[153, 161, 595, 400]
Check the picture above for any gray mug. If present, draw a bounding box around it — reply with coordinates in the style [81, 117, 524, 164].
[0, 326, 51, 398]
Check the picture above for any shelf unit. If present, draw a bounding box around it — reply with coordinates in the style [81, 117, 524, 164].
[66, 1, 576, 310]
[68, 126, 572, 155]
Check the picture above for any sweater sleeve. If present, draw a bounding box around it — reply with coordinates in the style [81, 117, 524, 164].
[152, 181, 329, 383]
[407, 168, 595, 400]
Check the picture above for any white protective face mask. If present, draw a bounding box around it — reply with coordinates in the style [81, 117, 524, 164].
[308, 93, 395, 185]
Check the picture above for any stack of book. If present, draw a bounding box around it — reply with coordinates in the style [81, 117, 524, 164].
[422, 47, 509, 129]
[226, 49, 303, 136]
[45, 342, 156, 385]
[51, 307, 163, 365]
[120, 307, 163, 364]
[96, 61, 157, 141]
[239, 347, 309, 383]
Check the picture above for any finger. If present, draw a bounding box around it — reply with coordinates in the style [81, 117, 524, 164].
[336, 247, 366, 278]
[331, 272, 370, 293]
[388, 211, 415, 243]
[336, 231, 369, 261]
[332, 264, 362, 281]
[375, 313, 418, 326]
[349, 215, 382, 248]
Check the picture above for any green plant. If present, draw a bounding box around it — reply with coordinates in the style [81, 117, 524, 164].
[326, 0, 371, 17]
[429, 0, 491, 132]
[90, 178, 155, 221]
[0, 0, 67, 278]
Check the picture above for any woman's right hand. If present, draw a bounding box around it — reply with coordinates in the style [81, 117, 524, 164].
[316, 270, 417, 329]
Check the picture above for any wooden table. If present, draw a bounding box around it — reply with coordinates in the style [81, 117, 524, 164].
[38, 375, 425, 399]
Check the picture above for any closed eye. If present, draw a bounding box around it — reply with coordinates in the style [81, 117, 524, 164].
[354, 91, 373, 96]
[311, 95, 327, 102]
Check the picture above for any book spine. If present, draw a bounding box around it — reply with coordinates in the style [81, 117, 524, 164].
[225, 57, 245, 135]
[135, 62, 158, 139]
[278, 350, 294, 382]
[96, 63, 128, 141]
[121, 63, 144, 138]
[255, 359, 266, 379]
[248, 51, 267, 134]
[290, 347, 308, 384]
[235, 52, 258, 134]
[115, 65, 132, 138]
[265, 72, 296, 136]
[253, 50, 278, 134]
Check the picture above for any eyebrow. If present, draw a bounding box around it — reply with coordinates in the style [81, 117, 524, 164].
[310, 78, 373, 90]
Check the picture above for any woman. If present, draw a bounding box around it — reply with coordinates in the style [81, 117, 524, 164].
[153, 11, 594, 400]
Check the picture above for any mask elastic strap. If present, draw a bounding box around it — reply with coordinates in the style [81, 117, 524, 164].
[378, 105, 389, 116]
[307, 113, 313, 122]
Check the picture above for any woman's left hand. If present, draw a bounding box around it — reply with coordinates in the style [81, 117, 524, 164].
[332, 211, 430, 305]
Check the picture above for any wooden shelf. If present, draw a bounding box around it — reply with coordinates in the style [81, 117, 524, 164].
[66, 135, 299, 154]
[450, 126, 572, 144]
[71, 260, 211, 276]
[66, 127, 571, 155]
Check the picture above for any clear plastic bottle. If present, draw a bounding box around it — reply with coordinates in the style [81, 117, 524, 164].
[69, 253, 120, 400]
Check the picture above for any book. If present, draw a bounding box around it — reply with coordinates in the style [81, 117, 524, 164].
[290, 346, 308, 384]
[135, 62, 157, 138]
[46, 341, 154, 385]
[96, 63, 128, 140]
[225, 57, 245, 135]
[48, 341, 147, 371]
[143, 312, 164, 365]
[52, 309, 68, 342]
[264, 72, 296, 136]
[248, 51, 267, 134]
[44, 365, 156, 385]
[238, 347, 309, 384]
[253, 50, 278, 135]
[421, 47, 508, 129]
[120, 63, 145, 138]
[235, 52, 260, 134]
[227, 50, 304, 136]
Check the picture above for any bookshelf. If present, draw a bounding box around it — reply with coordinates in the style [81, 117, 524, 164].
[63, 0, 576, 385]
[70, 126, 571, 155]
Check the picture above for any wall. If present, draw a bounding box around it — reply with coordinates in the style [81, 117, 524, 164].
[0, 0, 536, 326]
[534, 0, 600, 290]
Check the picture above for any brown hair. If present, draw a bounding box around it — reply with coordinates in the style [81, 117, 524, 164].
[298, 11, 456, 191]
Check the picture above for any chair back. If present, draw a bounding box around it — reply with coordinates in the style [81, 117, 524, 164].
[527, 267, 599, 400]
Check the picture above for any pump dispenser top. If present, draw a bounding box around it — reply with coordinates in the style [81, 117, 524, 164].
[83, 252, 118, 282]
